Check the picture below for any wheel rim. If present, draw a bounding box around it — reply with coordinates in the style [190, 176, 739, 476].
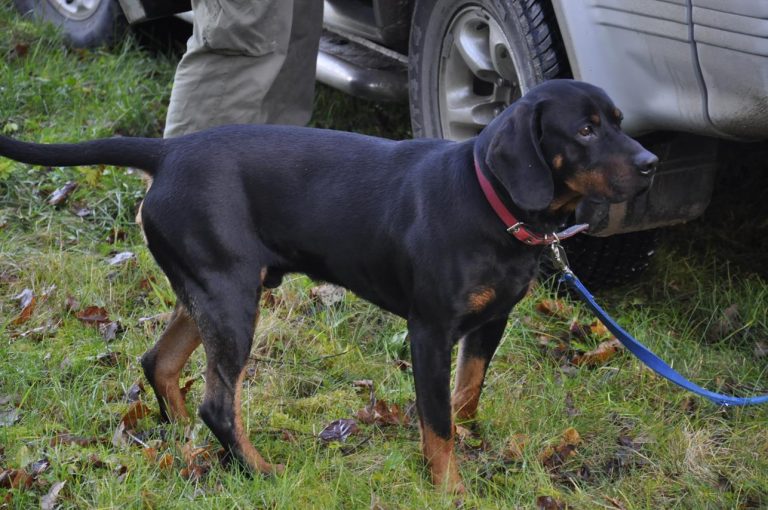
[48, 0, 102, 20]
[438, 6, 532, 140]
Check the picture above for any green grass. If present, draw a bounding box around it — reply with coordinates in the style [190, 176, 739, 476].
[1, 6, 767, 509]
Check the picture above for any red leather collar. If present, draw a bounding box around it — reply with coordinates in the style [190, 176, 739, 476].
[474, 160, 589, 245]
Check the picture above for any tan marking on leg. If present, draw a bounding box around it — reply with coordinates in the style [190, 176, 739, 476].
[420, 421, 464, 493]
[232, 366, 284, 474]
[151, 305, 201, 420]
[552, 154, 564, 171]
[467, 287, 496, 313]
[135, 176, 152, 239]
[452, 353, 487, 422]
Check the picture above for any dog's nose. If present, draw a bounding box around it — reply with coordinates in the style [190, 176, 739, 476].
[635, 151, 658, 176]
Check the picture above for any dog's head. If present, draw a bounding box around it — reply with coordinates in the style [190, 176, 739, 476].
[474, 80, 657, 212]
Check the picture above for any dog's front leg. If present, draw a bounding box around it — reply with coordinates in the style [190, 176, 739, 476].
[452, 317, 507, 423]
[408, 319, 464, 494]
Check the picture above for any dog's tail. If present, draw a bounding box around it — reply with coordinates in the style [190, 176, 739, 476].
[0, 134, 163, 175]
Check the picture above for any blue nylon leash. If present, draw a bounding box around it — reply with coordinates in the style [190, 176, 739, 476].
[551, 243, 768, 406]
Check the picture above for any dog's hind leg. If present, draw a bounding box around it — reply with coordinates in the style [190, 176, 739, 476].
[141, 303, 201, 422]
[191, 280, 283, 475]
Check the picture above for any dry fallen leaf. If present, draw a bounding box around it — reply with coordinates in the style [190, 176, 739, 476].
[0, 468, 32, 489]
[352, 379, 374, 392]
[393, 359, 411, 371]
[309, 284, 346, 307]
[12, 43, 29, 59]
[76, 306, 110, 326]
[179, 441, 215, 480]
[107, 251, 135, 266]
[707, 303, 742, 342]
[99, 321, 122, 342]
[10, 322, 59, 341]
[111, 422, 129, 448]
[64, 295, 80, 314]
[142, 446, 158, 462]
[47, 181, 77, 206]
[121, 401, 152, 430]
[319, 418, 360, 442]
[503, 433, 530, 461]
[568, 320, 591, 340]
[156, 452, 174, 470]
[536, 495, 567, 510]
[539, 427, 582, 471]
[261, 289, 280, 308]
[455, 424, 485, 450]
[125, 381, 145, 403]
[356, 399, 405, 427]
[50, 432, 98, 447]
[564, 392, 580, 418]
[41, 480, 66, 510]
[142, 447, 173, 469]
[84, 453, 107, 469]
[91, 351, 124, 367]
[604, 495, 627, 509]
[112, 401, 152, 447]
[106, 229, 127, 244]
[562, 427, 581, 445]
[571, 338, 623, 367]
[0, 408, 20, 427]
[589, 320, 611, 338]
[26, 458, 50, 477]
[12, 288, 36, 326]
[74, 206, 92, 218]
[535, 299, 572, 319]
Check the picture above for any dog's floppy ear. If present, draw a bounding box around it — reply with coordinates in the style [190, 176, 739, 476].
[479, 100, 553, 211]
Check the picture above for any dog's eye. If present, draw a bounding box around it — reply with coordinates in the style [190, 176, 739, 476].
[578, 125, 594, 137]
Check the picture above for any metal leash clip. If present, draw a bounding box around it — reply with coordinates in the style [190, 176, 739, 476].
[550, 239, 573, 275]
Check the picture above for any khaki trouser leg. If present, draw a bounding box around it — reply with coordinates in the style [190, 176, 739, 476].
[138, 1, 323, 227]
[163, 0, 323, 138]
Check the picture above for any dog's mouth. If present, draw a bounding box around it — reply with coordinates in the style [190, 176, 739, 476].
[635, 175, 654, 197]
[573, 197, 610, 228]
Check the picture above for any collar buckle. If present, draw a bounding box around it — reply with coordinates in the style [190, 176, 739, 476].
[506, 222, 524, 234]
[475, 159, 589, 246]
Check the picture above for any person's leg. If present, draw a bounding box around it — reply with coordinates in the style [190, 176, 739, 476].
[261, 0, 324, 126]
[164, 0, 296, 138]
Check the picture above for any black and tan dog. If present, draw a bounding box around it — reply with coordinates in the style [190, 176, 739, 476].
[0, 80, 656, 492]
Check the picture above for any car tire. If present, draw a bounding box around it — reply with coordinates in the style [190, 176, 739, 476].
[408, 0, 657, 287]
[14, 0, 126, 47]
[408, 0, 567, 139]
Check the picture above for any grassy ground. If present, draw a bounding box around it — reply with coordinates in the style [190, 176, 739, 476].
[1, 7, 767, 509]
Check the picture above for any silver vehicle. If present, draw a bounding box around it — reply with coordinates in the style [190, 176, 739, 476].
[14, 0, 768, 283]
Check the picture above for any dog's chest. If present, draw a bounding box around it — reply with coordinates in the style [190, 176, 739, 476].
[458, 256, 538, 324]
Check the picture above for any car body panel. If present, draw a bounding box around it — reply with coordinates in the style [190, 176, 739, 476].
[693, 0, 768, 138]
[552, 0, 710, 137]
[553, 0, 768, 140]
